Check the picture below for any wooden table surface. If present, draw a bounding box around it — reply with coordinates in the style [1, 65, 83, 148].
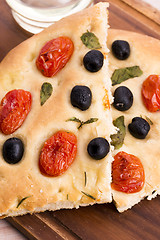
[0, 0, 160, 239]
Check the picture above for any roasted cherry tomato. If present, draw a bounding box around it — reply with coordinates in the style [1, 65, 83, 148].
[112, 151, 145, 193]
[0, 89, 32, 135]
[36, 36, 74, 77]
[39, 131, 77, 177]
[141, 75, 160, 112]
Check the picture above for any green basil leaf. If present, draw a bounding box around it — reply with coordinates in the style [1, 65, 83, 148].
[40, 82, 53, 106]
[81, 191, 96, 200]
[17, 196, 32, 208]
[81, 31, 101, 49]
[111, 116, 126, 149]
[111, 66, 143, 86]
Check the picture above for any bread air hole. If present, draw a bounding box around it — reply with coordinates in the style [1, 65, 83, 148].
[58, 188, 64, 193]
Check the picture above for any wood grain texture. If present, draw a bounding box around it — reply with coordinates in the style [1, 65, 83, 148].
[0, 1, 30, 61]
[105, 0, 160, 39]
[8, 197, 160, 240]
[0, 0, 160, 239]
[121, 0, 160, 25]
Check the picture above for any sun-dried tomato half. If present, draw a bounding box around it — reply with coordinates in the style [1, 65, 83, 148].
[141, 75, 160, 112]
[112, 151, 145, 193]
[0, 89, 32, 135]
[36, 36, 74, 77]
[39, 131, 77, 177]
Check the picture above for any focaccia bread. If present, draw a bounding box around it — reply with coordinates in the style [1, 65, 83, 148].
[108, 29, 160, 212]
[0, 3, 115, 218]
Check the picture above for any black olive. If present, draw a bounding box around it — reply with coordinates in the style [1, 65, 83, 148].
[70, 85, 92, 111]
[112, 40, 130, 60]
[113, 86, 133, 111]
[87, 137, 110, 160]
[83, 50, 104, 72]
[128, 117, 150, 139]
[3, 138, 24, 164]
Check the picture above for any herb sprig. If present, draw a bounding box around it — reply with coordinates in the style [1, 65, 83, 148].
[81, 191, 96, 200]
[66, 117, 98, 129]
[17, 196, 32, 208]
[84, 172, 87, 187]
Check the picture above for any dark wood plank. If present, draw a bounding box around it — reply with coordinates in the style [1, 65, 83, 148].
[106, 0, 160, 39]
[0, 0, 31, 61]
[52, 197, 160, 240]
[121, 0, 160, 25]
[1, 0, 160, 239]
[8, 215, 63, 240]
[8, 213, 80, 240]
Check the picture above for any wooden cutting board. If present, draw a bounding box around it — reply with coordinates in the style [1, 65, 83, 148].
[121, 0, 160, 25]
[1, 0, 160, 239]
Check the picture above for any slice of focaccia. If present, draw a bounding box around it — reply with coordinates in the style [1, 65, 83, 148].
[0, 3, 115, 218]
[108, 29, 160, 212]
